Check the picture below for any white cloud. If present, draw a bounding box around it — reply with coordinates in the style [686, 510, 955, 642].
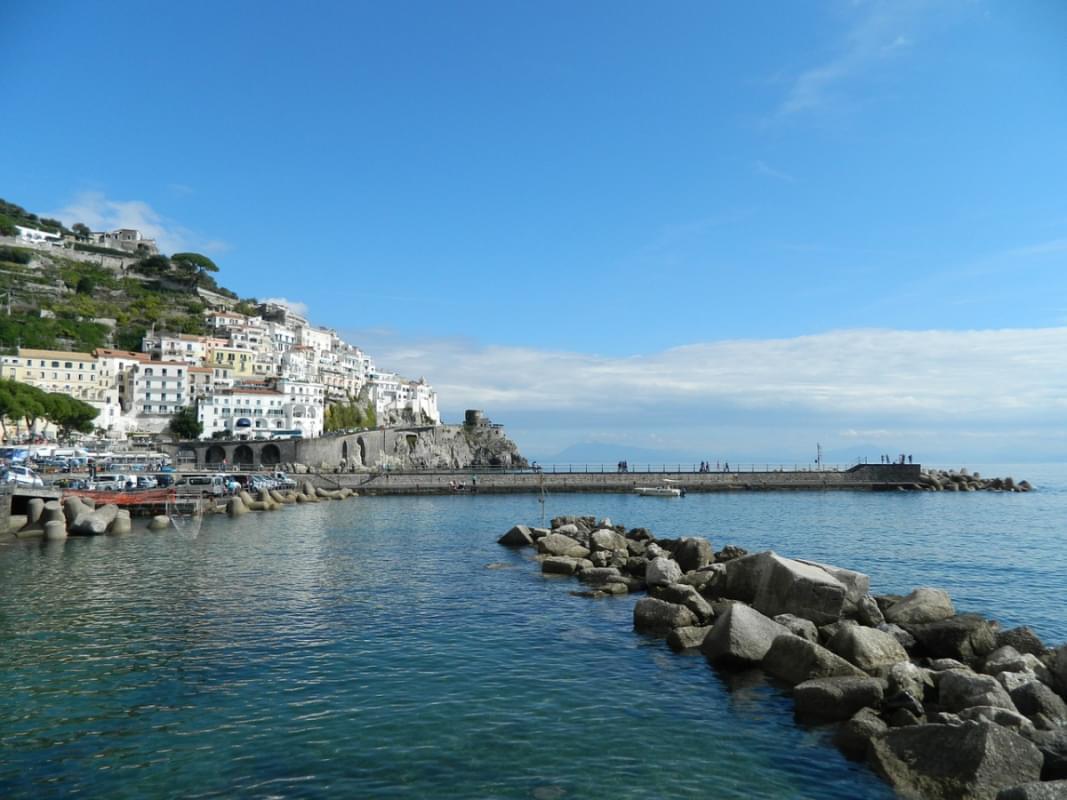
[754, 159, 795, 182]
[777, 2, 928, 117]
[350, 326, 1067, 423]
[49, 191, 229, 256]
[262, 297, 310, 317]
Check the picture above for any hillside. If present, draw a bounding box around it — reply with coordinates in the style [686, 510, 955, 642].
[0, 198, 252, 354]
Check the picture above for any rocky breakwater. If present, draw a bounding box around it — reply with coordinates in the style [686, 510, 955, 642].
[917, 468, 1033, 493]
[499, 515, 1067, 800]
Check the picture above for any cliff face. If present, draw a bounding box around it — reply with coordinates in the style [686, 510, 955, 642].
[377, 424, 528, 470]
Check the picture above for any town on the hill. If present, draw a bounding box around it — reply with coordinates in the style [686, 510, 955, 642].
[0, 219, 439, 443]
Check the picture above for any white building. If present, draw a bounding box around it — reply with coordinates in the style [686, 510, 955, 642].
[125, 361, 190, 433]
[197, 386, 312, 440]
[141, 333, 225, 365]
[276, 378, 325, 438]
[15, 225, 62, 244]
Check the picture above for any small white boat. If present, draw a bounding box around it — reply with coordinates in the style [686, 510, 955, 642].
[634, 480, 684, 497]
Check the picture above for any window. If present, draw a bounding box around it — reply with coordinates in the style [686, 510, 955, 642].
[51, 361, 59, 368]
[65, 362, 72, 368]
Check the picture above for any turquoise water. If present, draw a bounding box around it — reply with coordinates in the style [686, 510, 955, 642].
[1, 464, 1063, 799]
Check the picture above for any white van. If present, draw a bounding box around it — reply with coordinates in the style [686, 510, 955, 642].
[92, 474, 135, 491]
[176, 474, 226, 496]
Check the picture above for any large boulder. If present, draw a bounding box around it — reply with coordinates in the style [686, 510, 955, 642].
[797, 559, 871, 615]
[646, 556, 683, 587]
[1050, 645, 1067, 698]
[762, 634, 866, 686]
[835, 707, 888, 761]
[577, 567, 622, 586]
[793, 676, 885, 721]
[884, 587, 956, 625]
[650, 583, 714, 623]
[700, 603, 789, 666]
[667, 625, 713, 652]
[868, 722, 1043, 800]
[750, 553, 849, 625]
[984, 647, 1030, 676]
[711, 550, 775, 602]
[633, 597, 697, 637]
[674, 537, 714, 573]
[828, 624, 910, 674]
[774, 613, 819, 643]
[498, 525, 534, 547]
[1029, 729, 1067, 780]
[940, 670, 1018, 714]
[541, 556, 582, 576]
[590, 528, 629, 557]
[996, 780, 1067, 800]
[537, 533, 590, 559]
[1011, 682, 1067, 728]
[904, 614, 999, 665]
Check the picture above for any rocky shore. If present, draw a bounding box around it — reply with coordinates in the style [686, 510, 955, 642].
[500, 515, 1067, 800]
[917, 468, 1033, 493]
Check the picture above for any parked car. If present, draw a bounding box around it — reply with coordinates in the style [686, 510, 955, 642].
[176, 475, 226, 497]
[271, 471, 297, 489]
[92, 474, 135, 491]
[156, 474, 175, 488]
[136, 475, 158, 489]
[3, 465, 45, 488]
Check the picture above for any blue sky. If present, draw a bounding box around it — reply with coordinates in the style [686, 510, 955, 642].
[3, 1, 1066, 462]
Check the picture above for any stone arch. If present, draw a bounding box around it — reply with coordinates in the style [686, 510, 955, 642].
[342, 440, 349, 463]
[206, 444, 227, 465]
[356, 437, 367, 467]
[234, 444, 255, 466]
[261, 443, 281, 466]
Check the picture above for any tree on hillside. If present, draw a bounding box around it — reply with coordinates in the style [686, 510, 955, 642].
[169, 405, 203, 440]
[133, 254, 172, 277]
[0, 217, 16, 237]
[72, 223, 91, 240]
[172, 252, 219, 289]
[44, 392, 98, 438]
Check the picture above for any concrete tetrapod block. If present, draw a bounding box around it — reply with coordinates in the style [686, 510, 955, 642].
[227, 496, 249, 516]
[5, 515, 28, 534]
[25, 498, 45, 528]
[42, 501, 65, 525]
[63, 496, 87, 525]
[109, 510, 132, 535]
[44, 520, 67, 540]
[147, 515, 170, 531]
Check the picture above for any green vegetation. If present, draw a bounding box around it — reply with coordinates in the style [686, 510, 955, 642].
[0, 198, 71, 237]
[168, 406, 203, 440]
[0, 378, 98, 439]
[324, 397, 376, 432]
[0, 246, 32, 265]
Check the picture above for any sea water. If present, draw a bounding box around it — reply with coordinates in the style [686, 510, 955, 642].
[1, 464, 1063, 799]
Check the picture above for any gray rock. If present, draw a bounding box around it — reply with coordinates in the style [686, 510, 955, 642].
[930, 657, 970, 672]
[1011, 682, 1067, 726]
[751, 552, 849, 626]
[650, 583, 714, 623]
[537, 533, 590, 559]
[941, 670, 1018, 714]
[646, 556, 683, 587]
[985, 647, 1030, 676]
[888, 661, 935, 703]
[856, 594, 887, 627]
[700, 603, 790, 666]
[762, 634, 866, 686]
[869, 722, 1043, 800]
[633, 597, 698, 637]
[835, 707, 888, 760]
[774, 613, 819, 643]
[1000, 670, 1043, 694]
[541, 556, 581, 576]
[797, 558, 871, 614]
[904, 614, 999, 665]
[828, 624, 909, 674]
[958, 706, 1035, 734]
[884, 587, 956, 625]
[996, 780, 1067, 800]
[996, 627, 1048, 658]
[498, 524, 534, 547]
[590, 528, 629, 555]
[713, 550, 774, 602]
[794, 676, 885, 721]
[878, 622, 918, 650]
[1029, 729, 1067, 780]
[679, 569, 717, 594]
[667, 625, 712, 652]
[577, 567, 622, 586]
[674, 537, 714, 573]
[1050, 645, 1067, 699]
